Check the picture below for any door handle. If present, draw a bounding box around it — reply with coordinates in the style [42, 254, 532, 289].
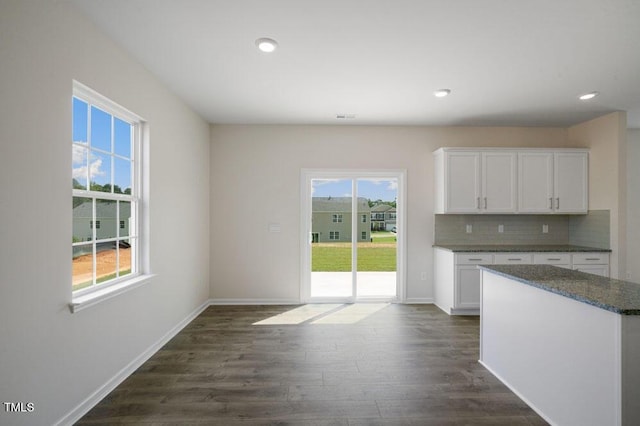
[556, 198, 560, 209]
[477, 197, 480, 209]
[549, 197, 553, 210]
[484, 197, 487, 209]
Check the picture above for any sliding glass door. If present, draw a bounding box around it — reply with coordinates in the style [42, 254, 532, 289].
[302, 170, 405, 303]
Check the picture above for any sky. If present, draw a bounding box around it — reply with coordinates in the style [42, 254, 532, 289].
[72, 97, 132, 192]
[312, 178, 397, 202]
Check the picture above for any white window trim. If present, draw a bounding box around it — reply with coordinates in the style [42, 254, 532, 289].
[70, 81, 153, 313]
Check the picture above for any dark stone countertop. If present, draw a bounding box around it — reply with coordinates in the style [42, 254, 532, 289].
[479, 264, 640, 315]
[433, 244, 611, 253]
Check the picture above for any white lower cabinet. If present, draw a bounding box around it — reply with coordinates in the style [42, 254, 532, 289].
[493, 253, 533, 264]
[455, 254, 492, 311]
[533, 253, 571, 269]
[572, 252, 610, 277]
[434, 248, 610, 315]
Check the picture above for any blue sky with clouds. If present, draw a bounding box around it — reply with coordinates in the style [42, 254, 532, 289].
[72, 97, 132, 191]
[312, 178, 397, 202]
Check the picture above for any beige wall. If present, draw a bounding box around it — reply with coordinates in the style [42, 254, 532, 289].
[0, 2, 210, 424]
[627, 129, 640, 281]
[568, 112, 627, 278]
[210, 125, 568, 302]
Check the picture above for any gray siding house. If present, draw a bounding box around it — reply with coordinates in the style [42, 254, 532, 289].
[370, 203, 397, 231]
[73, 200, 131, 243]
[311, 197, 370, 243]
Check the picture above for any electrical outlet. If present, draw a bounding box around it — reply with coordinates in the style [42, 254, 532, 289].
[542, 224, 549, 234]
[498, 224, 504, 233]
[466, 224, 472, 233]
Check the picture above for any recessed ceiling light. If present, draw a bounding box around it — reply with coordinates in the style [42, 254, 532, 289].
[255, 38, 278, 53]
[434, 89, 451, 98]
[579, 91, 599, 100]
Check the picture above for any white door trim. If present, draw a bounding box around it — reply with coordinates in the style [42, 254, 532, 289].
[300, 168, 407, 303]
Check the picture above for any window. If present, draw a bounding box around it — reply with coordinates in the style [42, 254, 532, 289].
[361, 214, 367, 223]
[332, 214, 343, 223]
[72, 82, 143, 296]
[329, 231, 340, 240]
[361, 231, 367, 240]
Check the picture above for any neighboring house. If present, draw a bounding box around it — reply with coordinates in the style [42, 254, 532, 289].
[370, 203, 397, 231]
[311, 197, 370, 242]
[73, 200, 130, 244]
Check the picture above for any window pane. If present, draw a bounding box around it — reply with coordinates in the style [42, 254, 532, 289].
[96, 199, 117, 240]
[114, 118, 131, 158]
[73, 97, 88, 143]
[119, 201, 131, 237]
[95, 242, 116, 285]
[89, 150, 112, 192]
[73, 197, 93, 242]
[72, 243, 93, 290]
[91, 106, 112, 152]
[114, 158, 131, 194]
[72, 145, 88, 190]
[118, 239, 132, 278]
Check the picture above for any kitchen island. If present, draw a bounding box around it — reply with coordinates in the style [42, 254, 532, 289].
[479, 265, 640, 426]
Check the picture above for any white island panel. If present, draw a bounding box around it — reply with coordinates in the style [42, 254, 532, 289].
[480, 270, 621, 426]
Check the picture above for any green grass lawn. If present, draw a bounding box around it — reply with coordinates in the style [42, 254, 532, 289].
[371, 230, 397, 243]
[312, 242, 396, 272]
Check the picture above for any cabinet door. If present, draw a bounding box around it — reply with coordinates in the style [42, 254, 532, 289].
[573, 265, 609, 277]
[482, 152, 517, 213]
[554, 152, 588, 213]
[456, 265, 481, 309]
[445, 152, 481, 213]
[518, 152, 554, 213]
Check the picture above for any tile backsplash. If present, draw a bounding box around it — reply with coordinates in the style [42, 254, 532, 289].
[434, 211, 610, 248]
[569, 210, 610, 249]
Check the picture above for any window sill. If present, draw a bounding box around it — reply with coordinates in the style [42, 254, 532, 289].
[69, 274, 155, 313]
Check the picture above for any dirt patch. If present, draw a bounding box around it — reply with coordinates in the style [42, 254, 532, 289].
[72, 248, 131, 287]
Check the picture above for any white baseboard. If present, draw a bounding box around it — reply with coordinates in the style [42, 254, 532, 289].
[53, 299, 211, 426]
[209, 298, 301, 305]
[404, 298, 435, 304]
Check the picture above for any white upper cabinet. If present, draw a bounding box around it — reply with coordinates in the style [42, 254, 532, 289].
[518, 152, 554, 213]
[442, 151, 481, 213]
[434, 150, 516, 214]
[554, 152, 588, 213]
[482, 152, 517, 213]
[518, 151, 588, 214]
[435, 148, 588, 214]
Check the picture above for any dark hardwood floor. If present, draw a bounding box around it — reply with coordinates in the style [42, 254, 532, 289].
[77, 304, 548, 425]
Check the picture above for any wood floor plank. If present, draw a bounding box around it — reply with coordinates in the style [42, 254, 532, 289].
[76, 304, 548, 425]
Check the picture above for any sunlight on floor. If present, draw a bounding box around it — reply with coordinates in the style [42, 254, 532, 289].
[310, 303, 389, 324]
[252, 304, 343, 325]
[252, 303, 390, 326]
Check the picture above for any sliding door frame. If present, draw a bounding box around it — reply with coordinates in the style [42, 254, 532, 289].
[300, 169, 407, 303]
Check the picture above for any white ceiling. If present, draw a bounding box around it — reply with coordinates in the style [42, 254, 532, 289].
[72, 0, 640, 128]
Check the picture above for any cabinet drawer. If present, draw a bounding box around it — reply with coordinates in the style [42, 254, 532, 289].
[572, 253, 609, 264]
[533, 253, 571, 265]
[493, 253, 532, 264]
[456, 254, 493, 265]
